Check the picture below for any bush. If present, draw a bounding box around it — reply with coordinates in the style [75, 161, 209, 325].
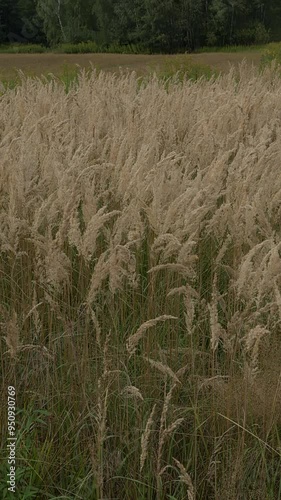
[206, 32, 218, 47]
[235, 22, 271, 45]
[260, 42, 281, 69]
[195, 44, 268, 54]
[54, 41, 150, 55]
[104, 43, 150, 54]
[54, 41, 100, 54]
[0, 44, 47, 53]
[155, 57, 219, 84]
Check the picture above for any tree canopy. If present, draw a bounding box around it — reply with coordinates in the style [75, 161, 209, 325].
[0, 0, 280, 50]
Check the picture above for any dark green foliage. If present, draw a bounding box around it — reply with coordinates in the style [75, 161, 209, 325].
[0, 0, 45, 44]
[0, 0, 22, 43]
[0, 0, 280, 53]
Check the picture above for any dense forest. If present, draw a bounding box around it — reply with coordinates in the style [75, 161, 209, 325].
[1, 0, 281, 52]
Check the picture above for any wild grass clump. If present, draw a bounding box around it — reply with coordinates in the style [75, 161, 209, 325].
[0, 43, 47, 53]
[155, 57, 219, 84]
[1, 62, 281, 499]
[195, 43, 268, 53]
[260, 42, 281, 70]
[54, 41, 150, 54]
[54, 40, 101, 54]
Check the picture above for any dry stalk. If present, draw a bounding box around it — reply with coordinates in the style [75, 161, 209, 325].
[140, 403, 157, 473]
[126, 315, 178, 357]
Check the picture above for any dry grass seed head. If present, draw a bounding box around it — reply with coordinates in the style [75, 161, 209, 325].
[140, 403, 157, 472]
[173, 457, 195, 500]
[157, 382, 178, 476]
[143, 356, 181, 384]
[4, 310, 21, 359]
[126, 315, 178, 357]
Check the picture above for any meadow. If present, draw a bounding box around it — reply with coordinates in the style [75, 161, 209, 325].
[1, 56, 281, 499]
[0, 49, 262, 83]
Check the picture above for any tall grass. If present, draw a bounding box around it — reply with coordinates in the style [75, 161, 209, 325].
[0, 41, 272, 55]
[0, 41, 150, 55]
[1, 63, 281, 499]
[195, 43, 268, 53]
[154, 57, 220, 83]
[0, 44, 47, 53]
[54, 41, 150, 54]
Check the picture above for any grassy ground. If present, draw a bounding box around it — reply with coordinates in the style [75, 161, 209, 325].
[0, 51, 262, 88]
[0, 41, 267, 54]
[194, 43, 269, 53]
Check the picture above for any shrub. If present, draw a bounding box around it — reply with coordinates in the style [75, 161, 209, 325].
[235, 22, 271, 45]
[260, 42, 281, 70]
[54, 41, 150, 54]
[0, 43, 47, 53]
[54, 41, 100, 53]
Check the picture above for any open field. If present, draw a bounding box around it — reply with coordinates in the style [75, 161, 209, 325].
[192, 50, 261, 71]
[0, 51, 262, 81]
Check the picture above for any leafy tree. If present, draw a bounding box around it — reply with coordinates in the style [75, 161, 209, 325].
[93, 0, 117, 45]
[265, 0, 281, 40]
[0, 0, 280, 51]
[206, 0, 269, 45]
[36, 0, 97, 44]
[110, 0, 145, 46]
[62, 0, 98, 43]
[17, 0, 45, 44]
[138, 0, 204, 52]
[36, 0, 67, 44]
[0, 0, 21, 43]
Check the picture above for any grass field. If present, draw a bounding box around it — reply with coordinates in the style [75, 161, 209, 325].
[0, 51, 262, 82]
[1, 53, 281, 499]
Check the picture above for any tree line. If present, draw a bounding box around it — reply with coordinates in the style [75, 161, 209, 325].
[1, 0, 281, 52]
